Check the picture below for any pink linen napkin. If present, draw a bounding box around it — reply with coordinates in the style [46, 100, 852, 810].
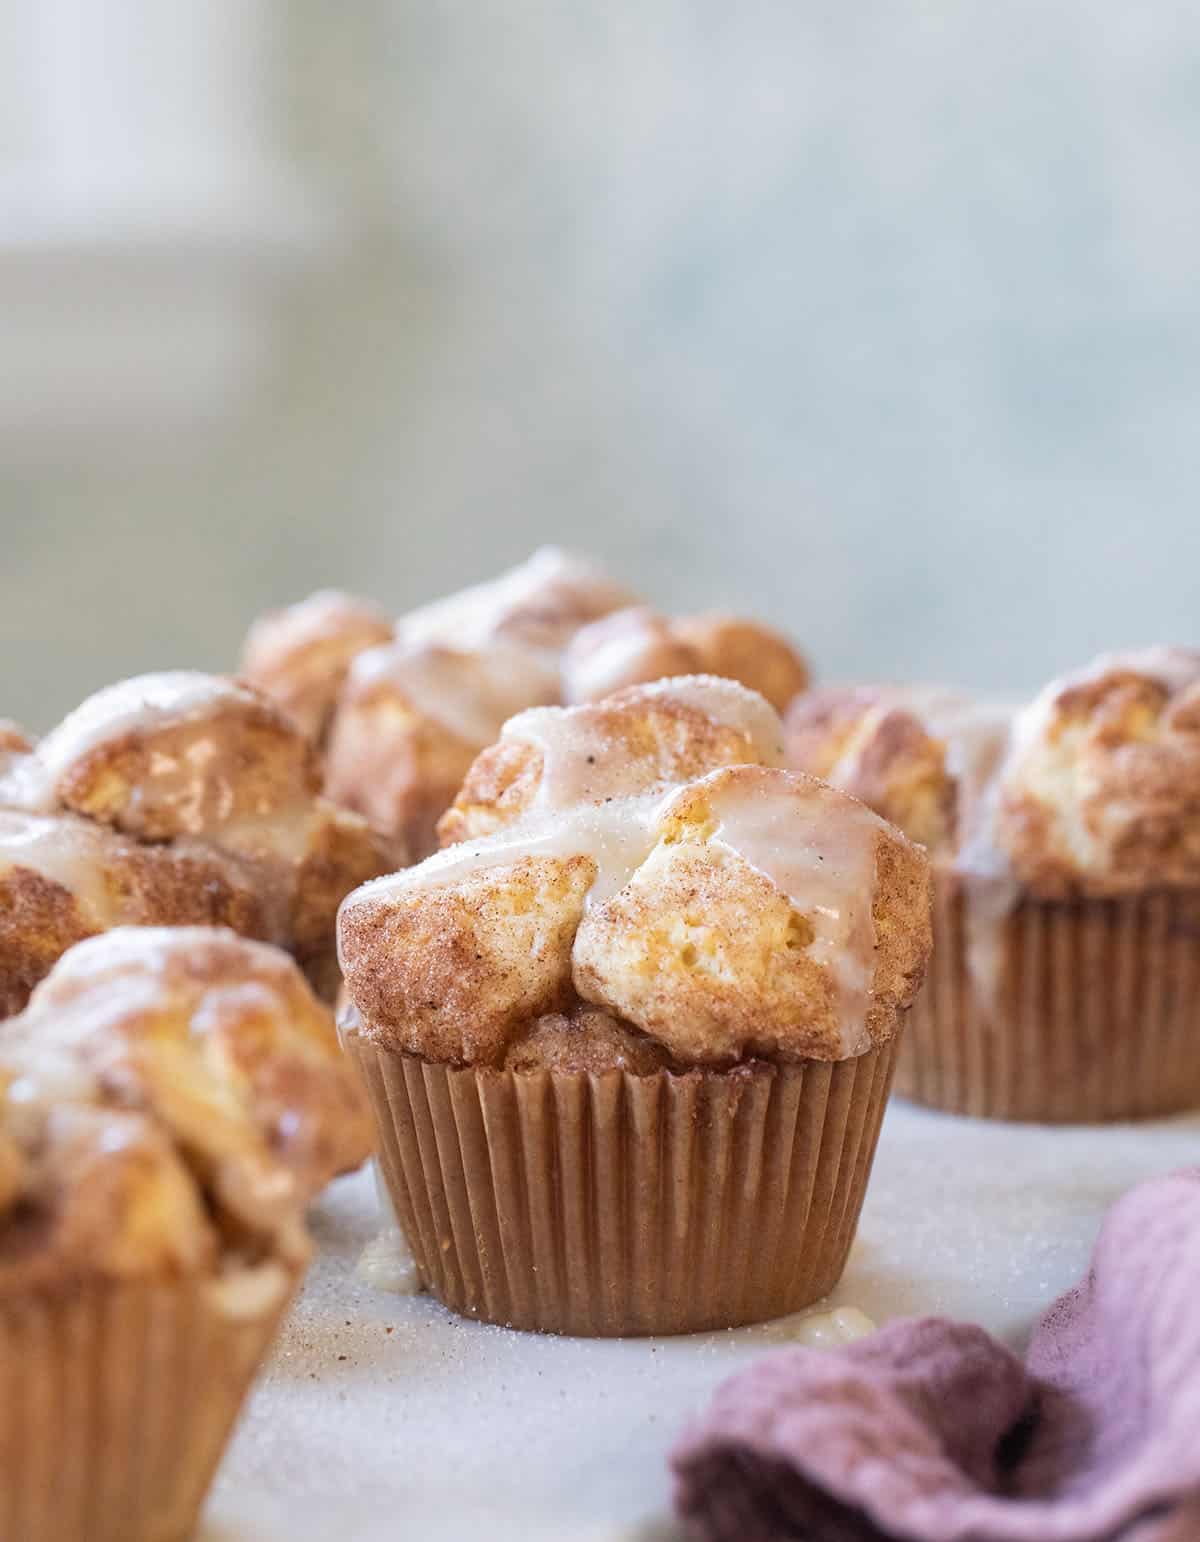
[672, 1168, 1200, 1542]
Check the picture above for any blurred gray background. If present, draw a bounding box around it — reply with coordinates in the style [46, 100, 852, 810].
[2, 0, 1198, 730]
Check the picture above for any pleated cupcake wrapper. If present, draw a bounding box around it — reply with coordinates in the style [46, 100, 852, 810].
[0, 1264, 303, 1542]
[898, 874, 1200, 1122]
[347, 1031, 900, 1336]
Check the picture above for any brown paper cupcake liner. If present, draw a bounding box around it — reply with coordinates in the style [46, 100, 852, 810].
[346, 1029, 900, 1336]
[898, 873, 1200, 1122]
[0, 1261, 303, 1542]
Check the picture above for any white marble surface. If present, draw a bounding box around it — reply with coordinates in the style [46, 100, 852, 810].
[203, 1098, 1200, 1541]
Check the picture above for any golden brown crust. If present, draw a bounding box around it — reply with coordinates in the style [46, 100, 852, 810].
[560, 608, 704, 704]
[0, 865, 96, 1018]
[47, 675, 321, 839]
[995, 648, 1200, 895]
[0, 722, 31, 758]
[562, 607, 809, 712]
[341, 692, 933, 1068]
[785, 686, 959, 853]
[0, 813, 269, 1018]
[502, 1006, 672, 1074]
[0, 1100, 219, 1291]
[239, 589, 394, 744]
[572, 767, 931, 1063]
[8, 927, 373, 1199]
[434, 739, 547, 847]
[0, 674, 391, 1014]
[313, 551, 631, 852]
[438, 676, 786, 846]
[672, 613, 810, 712]
[324, 640, 558, 858]
[0, 925, 374, 1291]
[395, 546, 636, 656]
[339, 856, 595, 1064]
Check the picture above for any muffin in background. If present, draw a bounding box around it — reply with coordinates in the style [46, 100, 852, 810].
[339, 676, 931, 1336]
[241, 549, 810, 859]
[0, 671, 394, 1014]
[0, 925, 373, 1542]
[239, 589, 394, 747]
[785, 649, 1200, 1121]
[561, 606, 809, 712]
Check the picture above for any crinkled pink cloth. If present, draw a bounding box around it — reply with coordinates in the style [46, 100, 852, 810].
[672, 1168, 1200, 1542]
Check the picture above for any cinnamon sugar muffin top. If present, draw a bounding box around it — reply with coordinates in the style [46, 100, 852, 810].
[338, 678, 932, 1069]
[993, 647, 1200, 895]
[0, 672, 392, 1013]
[562, 607, 809, 713]
[785, 648, 1200, 898]
[0, 927, 373, 1294]
[239, 590, 394, 745]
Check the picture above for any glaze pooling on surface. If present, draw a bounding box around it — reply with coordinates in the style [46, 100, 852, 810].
[0, 811, 117, 922]
[503, 673, 786, 814]
[342, 755, 893, 1058]
[702, 771, 882, 1053]
[353, 639, 560, 750]
[341, 791, 667, 923]
[37, 672, 247, 783]
[621, 676, 787, 765]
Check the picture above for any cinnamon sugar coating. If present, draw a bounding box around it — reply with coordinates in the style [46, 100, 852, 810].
[437, 675, 787, 847]
[787, 651, 1200, 899]
[0, 722, 31, 759]
[340, 684, 931, 1069]
[994, 648, 1200, 895]
[785, 686, 966, 854]
[0, 673, 391, 1014]
[241, 554, 812, 859]
[239, 589, 394, 744]
[324, 639, 560, 859]
[0, 926, 373, 1292]
[573, 768, 930, 1064]
[562, 607, 809, 712]
[502, 1006, 671, 1074]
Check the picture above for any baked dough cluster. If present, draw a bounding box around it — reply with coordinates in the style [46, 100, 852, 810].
[0, 926, 372, 1292]
[786, 650, 1200, 898]
[561, 607, 809, 711]
[239, 589, 394, 746]
[784, 685, 1000, 856]
[992, 647, 1200, 895]
[339, 678, 931, 1069]
[0, 672, 392, 1015]
[241, 550, 810, 858]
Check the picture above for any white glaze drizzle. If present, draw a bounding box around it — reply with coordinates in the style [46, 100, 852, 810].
[701, 770, 882, 1054]
[0, 811, 117, 922]
[340, 791, 667, 930]
[36, 672, 249, 786]
[502, 674, 786, 815]
[395, 547, 633, 656]
[355, 1161, 422, 1295]
[342, 758, 888, 1054]
[351, 638, 559, 749]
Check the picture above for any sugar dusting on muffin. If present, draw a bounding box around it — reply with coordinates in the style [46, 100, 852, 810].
[339, 677, 931, 1068]
[786, 648, 1200, 899]
[0, 926, 373, 1294]
[0, 672, 392, 1014]
[241, 550, 810, 860]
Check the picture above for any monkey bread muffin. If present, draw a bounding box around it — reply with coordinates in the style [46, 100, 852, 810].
[786, 649, 1200, 1121]
[560, 606, 809, 712]
[0, 925, 372, 1542]
[241, 549, 810, 860]
[0, 671, 393, 1014]
[338, 677, 931, 1335]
